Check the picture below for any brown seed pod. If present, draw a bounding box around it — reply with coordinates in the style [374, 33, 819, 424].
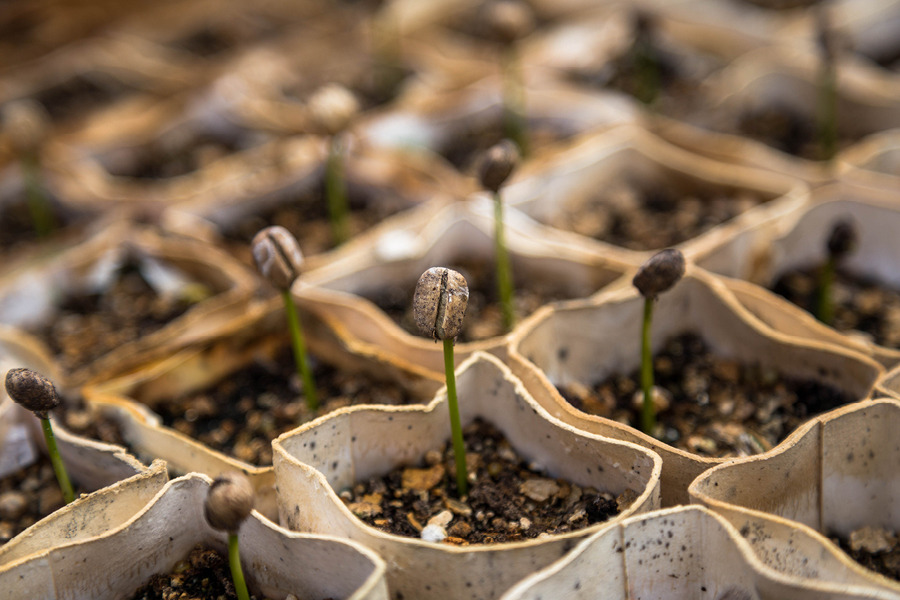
[413, 267, 469, 341]
[3, 99, 50, 157]
[826, 218, 857, 260]
[204, 472, 255, 533]
[5, 368, 60, 419]
[252, 226, 304, 290]
[633, 248, 685, 300]
[477, 140, 520, 193]
[306, 84, 360, 136]
[482, 0, 535, 45]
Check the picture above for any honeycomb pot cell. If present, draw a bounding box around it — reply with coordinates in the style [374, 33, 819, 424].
[500, 505, 897, 600]
[507, 266, 882, 506]
[273, 352, 661, 600]
[689, 399, 900, 593]
[0, 474, 390, 600]
[839, 129, 900, 191]
[297, 197, 630, 384]
[503, 124, 807, 259]
[0, 222, 255, 385]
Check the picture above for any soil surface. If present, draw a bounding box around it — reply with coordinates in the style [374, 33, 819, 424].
[33, 73, 133, 125]
[0, 193, 84, 254]
[341, 418, 632, 544]
[737, 105, 856, 161]
[364, 258, 594, 343]
[831, 526, 900, 582]
[543, 179, 763, 252]
[154, 347, 420, 465]
[772, 266, 900, 349]
[558, 333, 855, 457]
[29, 262, 203, 374]
[0, 455, 84, 545]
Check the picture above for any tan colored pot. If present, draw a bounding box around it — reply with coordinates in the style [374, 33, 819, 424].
[0, 222, 257, 385]
[839, 129, 900, 192]
[504, 123, 808, 264]
[501, 505, 898, 600]
[507, 266, 883, 506]
[273, 352, 662, 600]
[0, 473, 390, 600]
[296, 197, 632, 386]
[689, 398, 900, 596]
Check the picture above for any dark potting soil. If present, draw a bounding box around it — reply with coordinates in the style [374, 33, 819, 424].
[28, 263, 203, 374]
[364, 258, 592, 343]
[0, 455, 86, 545]
[54, 400, 129, 448]
[543, 179, 762, 252]
[831, 527, 900, 582]
[153, 347, 419, 466]
[0, 194, 84, 254]
[342, 418, 631, 544]
[772, 266, 900, 349]
[440, 119, 560, 173]
[737, 104, 855, 161]
[558, 333, 854, 458]
[32, 73, 134, 125]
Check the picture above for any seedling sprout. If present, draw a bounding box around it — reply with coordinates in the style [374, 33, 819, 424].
[3, 100, 55, 237]
[204, 472, 255, 600]
[816, 218, 857, 325]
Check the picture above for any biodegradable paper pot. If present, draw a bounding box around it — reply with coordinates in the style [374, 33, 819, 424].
[839, 129, 900, 191]
[0, 222, 256, 385]
[0, 474, 390, 600]
[689, 398, 900, 595]
[507, 266, 883, 506]
[296, 197, 631, 386]
[698, 182, 900, 368]
[273, 352, 662, 600]
[501, 505, 897, 600]
[503, 123, 807, 263]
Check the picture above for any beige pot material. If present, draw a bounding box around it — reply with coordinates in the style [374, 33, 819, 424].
[273, 352, 662, 600]
[297, 196, 632, 386]
[504, 123, 808, 265]
[838, 129, 900, 192]
[0, 473, 390, 600]
[501, 505, 898, 600]
[698, 181, 900, 367]
[0, 221, 256, 385]
[689, 398, 900, 596]
[507, 266, 883, 507]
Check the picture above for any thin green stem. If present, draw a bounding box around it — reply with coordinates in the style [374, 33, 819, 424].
[41, 417, 74, 504]
[325, 136, 350, 246]
[443, 337, 467, 497]
[282, 289, 318, 412]
[228, 532, 250, 600]
[634, 38, 660, 107]
[817, 61, 837, 163]
[501, 47, 529, 157]
[22, 154, 55, 238]
[815, 256, 836, 325]
[640, 298, 656, 436]
[493, 192, 515, 332]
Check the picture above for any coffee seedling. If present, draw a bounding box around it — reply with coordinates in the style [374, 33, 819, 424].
[252, 226, 318, 411]
[307, 84, 361, 246]
[205, 472, 255, 600]
[478, 140, 520, 332]
[631, 8, 660, 106]
[816, 218, 857, 325]
[632, 248, 685, 435]
[3, 100, 55, 237]
[815, 7, 838, 162]
[5, 368, 74, 504]
[414, 267, 470, 496]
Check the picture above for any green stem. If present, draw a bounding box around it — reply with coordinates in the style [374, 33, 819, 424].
[443, 337, 467, 497]
[22, 154, 55, 238]
[493, 192, 515, 332]
[282, 289, 318, 412]
[817, 61, 837, 162]
[815, 256, 836, 325]
[501, 47, 529, 157]
[634, 38, 660, 107]
[325, 136, 350, 246]
[41, 417, 74, 504]
[228, 532, 250, 600]
[640, 298, 656, 436]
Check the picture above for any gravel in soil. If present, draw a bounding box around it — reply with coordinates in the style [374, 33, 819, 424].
[772, 266, 900, 349]
[0, 455, 85, 545]
[558, 333, 855, 458]
[364, 258, 594, 343]
[542, 180, 762, 252]
[341, 418, 633, 544]
[831, 526, 900, 582]
[153, 347, 419, 466]
[28, 261, 206, 374]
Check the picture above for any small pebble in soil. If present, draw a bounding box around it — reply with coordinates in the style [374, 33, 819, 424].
[341, 418, 630, 544]
[831, 526, 900, 582]
[772, 267, 900, 349]
[558, 333, 855, 458]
